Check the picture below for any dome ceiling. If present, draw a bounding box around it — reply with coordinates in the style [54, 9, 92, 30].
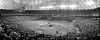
[0, 0, 99, 10]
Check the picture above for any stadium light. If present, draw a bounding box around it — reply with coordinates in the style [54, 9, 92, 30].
[68, 5, 77, 9]
[45, 6, 54, 8]
[85, 1, 95, 5]
[39, 6, 54, 9]
[57, 5, 68, 9]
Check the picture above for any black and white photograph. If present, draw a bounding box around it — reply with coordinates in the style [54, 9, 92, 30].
[0, 0, 100, 40]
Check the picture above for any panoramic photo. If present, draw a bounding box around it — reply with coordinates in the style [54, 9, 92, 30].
[0, 0, 100, 40]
